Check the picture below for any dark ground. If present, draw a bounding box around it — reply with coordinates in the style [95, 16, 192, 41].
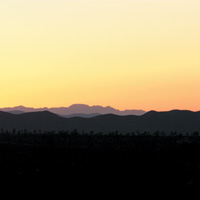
[0, 131, 200, 193]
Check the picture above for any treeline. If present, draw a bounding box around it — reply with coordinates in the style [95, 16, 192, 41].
[0, 129, 200, 190]
[0, 129, 200, 148]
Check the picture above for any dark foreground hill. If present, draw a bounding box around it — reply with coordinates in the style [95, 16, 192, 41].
[1, 110, 200, 134]
[0, 131, 200, 192]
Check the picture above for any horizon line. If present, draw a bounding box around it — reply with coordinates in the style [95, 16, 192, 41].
[0, 104, 200, 112]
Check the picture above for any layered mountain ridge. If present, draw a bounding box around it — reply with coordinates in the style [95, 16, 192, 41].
[0, 109, 200, 134]
[0, 104, 146, 117]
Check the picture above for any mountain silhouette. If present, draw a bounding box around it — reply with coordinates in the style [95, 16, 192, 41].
[61, 113, 100, 118]
[0, 109, 200, 134]
[7, 110, 25, 115]
[0, 104, 146, 116]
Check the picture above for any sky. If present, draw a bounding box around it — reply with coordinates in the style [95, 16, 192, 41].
[0, 0, 200, 111]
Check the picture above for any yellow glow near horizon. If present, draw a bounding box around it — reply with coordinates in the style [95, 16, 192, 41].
[0, 0, 200, 111]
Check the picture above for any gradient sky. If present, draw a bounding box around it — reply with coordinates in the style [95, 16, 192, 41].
[0, 0, 200, 111]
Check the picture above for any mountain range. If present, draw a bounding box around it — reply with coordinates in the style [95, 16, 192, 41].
[0, 104, 146, 117]
[0, 109, 200, 134]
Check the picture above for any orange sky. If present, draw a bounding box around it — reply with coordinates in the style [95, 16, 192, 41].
[0, 0, 200, 111]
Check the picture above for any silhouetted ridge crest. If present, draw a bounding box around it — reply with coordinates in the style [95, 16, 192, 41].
[19, 110, 64, 120]
[143, 110, 196, 117]
[0, 110, 14, 116]
[7, 110, 25, 115]
[142, 110, 158, 116]
[21, 110, 57, 116]
[168, 109, 194, 113]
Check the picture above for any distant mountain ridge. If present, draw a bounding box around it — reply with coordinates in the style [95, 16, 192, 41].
[7, 110, 25, 115]
[0, 109, 200, 134]
[0, 104, 146, 116]
[61, 113, 100, 118]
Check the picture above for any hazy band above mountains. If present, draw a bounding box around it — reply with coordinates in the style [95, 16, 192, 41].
[0, 104, 146, 117]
